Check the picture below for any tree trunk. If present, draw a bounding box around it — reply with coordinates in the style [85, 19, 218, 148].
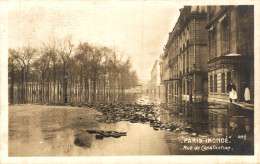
[21, 68, 25, 104]
[30, 79, 33, 103]
[18, 84, 20, 104]
[9, 69, 15, 104]
[98, 78, 101, 102]
[75, 80, 78, 103]
[63, 63, 68, 103]
[80, 66, 83, 103]
[47, 74, 50, 103]
[53, 62, 56, 103]
[32, 80, 35, 103]
[25, 69, 28, 104]
[86, 77, 88, 103]
[113, 73, 115, 103]
[57, 79, 60, 102]
[87, 77, 90, 103]
[70, 75, 72, 103]
[42, 71, 45, 103]
[37, 78, 39, 103]
[103, 76, 106, 103]
[93, 75, 96, 103]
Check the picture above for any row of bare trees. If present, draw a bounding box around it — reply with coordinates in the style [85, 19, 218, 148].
[8, 36, 139, 104]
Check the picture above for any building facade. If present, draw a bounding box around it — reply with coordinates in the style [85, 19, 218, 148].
[160, 50, 171, 103]
[206, 6, 254, 103]
[149, 59, 164, 95]
[161, 6, 208, 103]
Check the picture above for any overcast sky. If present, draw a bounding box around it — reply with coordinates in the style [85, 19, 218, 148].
[8, 1, 181, 84]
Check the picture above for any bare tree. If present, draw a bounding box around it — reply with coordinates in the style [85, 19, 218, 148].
[44, 39, 58, 103]
[8, 49, 18, 104]
[89, 46, 103, 102]
[8, 36, 139, 105]
[13, 46, 36, 103]
[57, 35, 74, 103]
[100, 47, 113, 102]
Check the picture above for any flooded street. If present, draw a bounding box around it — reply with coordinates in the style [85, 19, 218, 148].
[9, 94, 253, 156]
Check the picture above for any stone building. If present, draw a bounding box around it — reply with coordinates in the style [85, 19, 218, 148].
[149, 59, 164, 95]
[206, 6, 254, 103]
[162, 6, 208, 103]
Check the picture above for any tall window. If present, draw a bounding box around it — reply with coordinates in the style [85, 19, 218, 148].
[187, 50, 189, 72]
[210, 75, 213, 92]
[221, 17, 230, 55]
[221, 73, 225, 93]
[183, 51, 185, 73]
[183, 80, 185, 95]
[214, 74, 217, 93]
[209, 6, 216, 20]
[237, 6, 253, 55]
[209, 29, 216, 60]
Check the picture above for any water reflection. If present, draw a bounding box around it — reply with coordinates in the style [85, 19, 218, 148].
[157, 99, 254, 155]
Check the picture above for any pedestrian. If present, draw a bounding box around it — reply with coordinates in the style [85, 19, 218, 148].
[244, 85, 250, 103]
[227, 80, 237, 103]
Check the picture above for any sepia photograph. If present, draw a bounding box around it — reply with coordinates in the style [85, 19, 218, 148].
[1, 0, 260, 163]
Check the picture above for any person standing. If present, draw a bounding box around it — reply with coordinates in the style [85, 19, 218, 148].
[244, 85, 250, 103]
[227, 80, 237, 103]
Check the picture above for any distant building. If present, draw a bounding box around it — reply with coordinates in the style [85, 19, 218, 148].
[161, 6, 208, 103]
[149, 59, 165, 96]
[128, 85, 143, 93]
[206, 6, 254, 103]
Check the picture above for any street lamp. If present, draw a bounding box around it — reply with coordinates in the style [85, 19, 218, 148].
[63, 72, 68, 103]
[187, 73, 193, 103]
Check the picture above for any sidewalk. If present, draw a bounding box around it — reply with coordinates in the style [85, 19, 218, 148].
[230, 102, 254, 111]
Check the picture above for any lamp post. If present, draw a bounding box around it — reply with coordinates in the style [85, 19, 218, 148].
[63, 72, 68, 103]
[187, 73, 193, 103]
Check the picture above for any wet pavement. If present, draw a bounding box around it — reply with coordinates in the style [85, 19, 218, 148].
[9, 94, 254, 156]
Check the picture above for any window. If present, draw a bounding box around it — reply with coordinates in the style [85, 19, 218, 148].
[183, 52, 185, 73]
[209, 6, 216, 20]
[214, 74, 217, 93]
[209, 29, 216, 60]
[177, 83, 178, 95]
[183, 80, 185, 95]
[187, 50, 189, 72]
[210, 75, 213, 92]
[237, 6, 253, 55]
[221, 73, 225, 93]
[221, 17, 230, 55]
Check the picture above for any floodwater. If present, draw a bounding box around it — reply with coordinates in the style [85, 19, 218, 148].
[9, 93, 254, 156]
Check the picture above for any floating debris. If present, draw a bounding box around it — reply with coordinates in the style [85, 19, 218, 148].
[153, 127, 159, 131]
[87, 130, 96, 134]
[95, 134, 104, 140]
[45, 101, 203, 135]
[87, 130, 127, 139]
